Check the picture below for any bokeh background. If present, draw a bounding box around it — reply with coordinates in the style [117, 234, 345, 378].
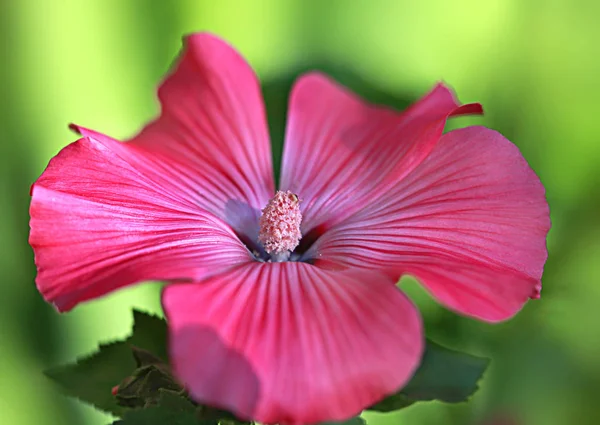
[1, 0, 599, 424]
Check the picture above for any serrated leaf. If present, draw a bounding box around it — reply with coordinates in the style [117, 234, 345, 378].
[129, 309, 169, 362]
[45, 310, 169, 416]
[368, 339, 490, 412]
[45, 341, 135, 416]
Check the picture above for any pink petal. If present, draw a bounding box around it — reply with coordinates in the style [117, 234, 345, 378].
[163, 262, 423, 424]
[280, 75, 482, 236]
[30, 134, 253, 312]
[115, 33, 273, 239]
[312, 127, 550, 322]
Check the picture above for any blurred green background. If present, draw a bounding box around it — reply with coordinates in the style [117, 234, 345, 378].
[1, 0, 599, 424]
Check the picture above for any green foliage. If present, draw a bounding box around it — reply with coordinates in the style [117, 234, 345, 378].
[368, 339, 489, 412]
[112, 405, 200, 425]
[111, 389, 204, 425]
[114, 362, 182, 409]
[128, 310, 169, 362]
[46, 308, 487, 423]
[45, 340, 135, 417]
[44, 309, 169, 416]
[45, 310, 255, 425]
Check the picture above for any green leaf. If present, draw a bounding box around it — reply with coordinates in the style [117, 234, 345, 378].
[154, 389, 196, 413]
[366, 392, 414, 412]
[128, 309, 169, 362]
[114, 390, 224, 425]
[117, 405, 201, 425]
[45, 341, 135, 416]
[44, 309, 169, 416]
[115, 364, 182, 409]
[130, 345, 167, 368]
[403, 339, 490, 402]
[368, 339, 490, 412]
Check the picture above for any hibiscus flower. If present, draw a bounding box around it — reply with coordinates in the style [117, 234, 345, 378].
[29, 33, 550, 424]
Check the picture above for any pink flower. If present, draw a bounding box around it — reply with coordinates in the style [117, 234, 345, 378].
[29, 33, 550, 424]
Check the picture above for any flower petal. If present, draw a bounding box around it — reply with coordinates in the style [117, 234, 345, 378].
[30, 134, 252, 312]
[81, 33, 274, 239]
[312, 127, 550, 322]
[163, 262, 423, 424]
[280, 75, 482, 236]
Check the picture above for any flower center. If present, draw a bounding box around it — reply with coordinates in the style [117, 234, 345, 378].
[258, 190, 302, 262]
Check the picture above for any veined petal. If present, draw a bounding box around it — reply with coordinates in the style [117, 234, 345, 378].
[280, 75, 482, 236]
[89, 33, 273, 240]
[163, 262, 423, 424]
[30, 135, 252, 312]
[312, 127, 550, 322]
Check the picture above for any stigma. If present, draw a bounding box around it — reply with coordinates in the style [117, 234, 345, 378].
[258, 191, 302, 260]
